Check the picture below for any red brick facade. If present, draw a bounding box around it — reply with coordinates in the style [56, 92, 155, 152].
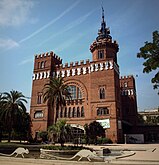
[30, 11, 138, 143]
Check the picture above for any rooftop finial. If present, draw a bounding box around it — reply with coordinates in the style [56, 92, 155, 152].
[102, 6, 104, 22]
[96, 6, 112, 41]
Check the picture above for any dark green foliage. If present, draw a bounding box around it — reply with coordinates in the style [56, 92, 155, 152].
[43, 77, 71, 124]
[97, 137, 113, 144]
[137, 31, 159, 94]
[42, 145, 89, 150]
[84, 121, 105, 144]
[48, 119, 72, 146]
[0, 90, 32, 142]
[13, 112, 32, 141]
[137, 114, 145, 124]
[38, 131, 48, 142]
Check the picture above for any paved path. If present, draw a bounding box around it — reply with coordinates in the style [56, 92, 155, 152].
[0, 144, 159, 165]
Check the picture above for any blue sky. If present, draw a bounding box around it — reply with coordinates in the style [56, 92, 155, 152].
[0, 0, 159, 111]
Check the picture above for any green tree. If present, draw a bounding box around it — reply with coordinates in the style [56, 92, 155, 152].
[43, 77, 71, 124]
[14, 112, 32, 142]
[48, 119, 72, 146]
[137, 114, 145, 124]
[84, 121, 105, 144]
[0, 90, 27, 142]
[137, 30, 159, 94]
[38, 131, 48, 142]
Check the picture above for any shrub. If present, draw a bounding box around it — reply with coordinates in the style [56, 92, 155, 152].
[42, 145, 89, 150]
[97, 137, 113, 144]
[38, 131, 48, 142]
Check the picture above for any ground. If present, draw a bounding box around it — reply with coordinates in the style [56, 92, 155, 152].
[0, 142, 159, 165]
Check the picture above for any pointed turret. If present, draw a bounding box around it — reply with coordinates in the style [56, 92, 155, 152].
[90, 7, 119, 63]
[96, 7, 112, 41]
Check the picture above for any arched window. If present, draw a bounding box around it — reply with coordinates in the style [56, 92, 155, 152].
[98, 50, 104, 59]
[81, 106, 84, 117]
[68, 85, 82, 100]
[34, 111, 43, 118]
[97, 109, 100, 116]
[60, 109, 63, 118]
[72, 107, 76, 117]
[124, 82, 128, 87]
[41, 61, 45, 69]
[37, 92, 42, 104]
[99, 87, 105, 99]
[77, 107, 80, 117]
[68, 107, 71, 118]
[64, 107, 67, 117]
[78, 89, 82, 99]
[97, 107, 109, 116]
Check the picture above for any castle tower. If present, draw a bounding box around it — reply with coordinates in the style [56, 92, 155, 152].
[30, 52, 62, 138]
[90, 8, 118, 63]
[120, 75, 138, 133]
[88, 8, 122, 142]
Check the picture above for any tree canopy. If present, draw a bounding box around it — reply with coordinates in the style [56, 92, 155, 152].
[137, 30, 159, 94]
[0, 90, 31, 142]
[48, 119, 72, 146]
[84, 121, 105, 144]
[43, 77, 71, 124]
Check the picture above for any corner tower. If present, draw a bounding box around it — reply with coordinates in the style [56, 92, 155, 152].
[30, 51, 62, 138]
[89, 8, 122, 143]
[90, 8, 119, 63]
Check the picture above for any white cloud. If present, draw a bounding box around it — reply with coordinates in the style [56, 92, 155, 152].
[38, 9, 96, 47]
[0, 0, 34, 27]
[0, 38, 19, 49]
[19, 0, 80, 44]
[19, 58, 33, 65]
[54, 33, 83, 53]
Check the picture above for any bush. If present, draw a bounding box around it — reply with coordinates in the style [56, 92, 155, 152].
[37, 131, 48, 142]
[42, 145, 89, 150]
[97, 137, 113, 144]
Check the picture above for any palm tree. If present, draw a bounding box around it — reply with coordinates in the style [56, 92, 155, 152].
[43, 77, 71, 124]
[0, 90, 27, 142]
[14, 112, 32, 142]
[48, 119, 72, 146]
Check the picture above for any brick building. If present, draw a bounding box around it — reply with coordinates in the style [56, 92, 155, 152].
[30, 10, 138, 143]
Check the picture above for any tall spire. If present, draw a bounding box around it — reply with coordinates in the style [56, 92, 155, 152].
[102, 6, 105, 23]
[96, 6, 112, 41]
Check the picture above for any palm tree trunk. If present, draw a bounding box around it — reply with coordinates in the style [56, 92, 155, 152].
[55, 106, 59, 124]
[53, 101, 56, 124]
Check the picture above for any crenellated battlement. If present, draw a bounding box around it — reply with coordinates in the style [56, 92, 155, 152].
[34, 51, 62, 62]
[55, 59, 117, 78]
[56, 59, 91, 69]
[120, 75, 136, 96]
[32, 59, 120, 81]
[90, 38, 119, 53]
[120, 75, 134, 80]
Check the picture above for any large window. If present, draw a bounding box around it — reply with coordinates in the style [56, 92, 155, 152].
[68, 85, 82, 100]
[34, 110, 43, 118]
[64, 107, 67, 117]
[99, 87, 105, 99]
[81, 106, 84, 117]
[98, 50, 104, 59]
[97, 107, 109, 116]
[77, 107, 80, 117]
[37, 92, 42, 104]
[68, 107, 71, 118]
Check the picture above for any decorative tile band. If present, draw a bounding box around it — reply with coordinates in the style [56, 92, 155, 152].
[33, 61, 119, 80]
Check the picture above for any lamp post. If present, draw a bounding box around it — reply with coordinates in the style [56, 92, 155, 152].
[124, 134, 127, 144]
